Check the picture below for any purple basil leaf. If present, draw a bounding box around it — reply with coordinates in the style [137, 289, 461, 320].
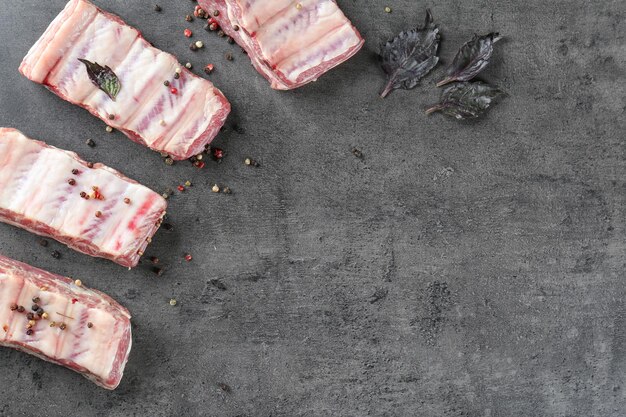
[379, 10, 440, 98]
[426, 81, 505, 119]
[78, 58, 121, 101]
[437, 33, 502, 87]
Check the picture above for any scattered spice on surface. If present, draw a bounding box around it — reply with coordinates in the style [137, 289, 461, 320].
[152, 266, 164, 276]
[195, 40, 204, 49]
[32, 297, 40, 303]
[232, 123, 245, 134]
[175, 67, 182, 74]
[92, 186, 104, 200]
[17, 306, 25, 313]
[162, 223, 174, 231]
[150, 256, 159, 264]
[384, 6, 392, 13]
[223, 187, 232, 194]
[95, 211, 102, 218]
[233, 24, 239, 31]
[184, 28, 193, 38]
[185, 14, 193, 22]
[74, 279, 82, 287]
[227, 37, 235, 44]
[41, 312, 49, 320]
[49, 322, 56, 327]
[169, 298, 177, 306]
[87, 322, 93, 328]
[108, 114, 115, 120]
[217, 30, 225, 37]
[163, 80, 170, 86]
[31, 304, 39, 311]
[177, 185, 185, 192]
[165, 157, 174, 166]
[71, 298, 78, 304]
[87, 162, 94, 168]
[2, 325, 7, 332]
[27, 320, 35, 328]
[72, 168, 80, 175]
[26, 329, 34, 336]
[244, 157, 259, 167]
[195, 161, 205, 168]
[185, 180, 192, 187]
[51, 250, 61, 259]
[194, 6, 206, 18]
[170, 87, 178, 94]
[36, 308, 44, 316]
[190, 42, 198, 51]
[80, 191, 88, 199]
[39, 239, 48, 247]
[352, 148, 363, 159]
[209, 22, 218, 31]
[154, 5, 161, 12]
[217, 382, 232, 393]
[184, 253, 193, 261]
[213, 10, 220, 16]
[204, 63, 214, 74]
[204, 24, 211, 32]
[86, 139, 95, 147]
[225, 52, 233, 61]
[105, 126, 113, 133]
[124, 197, 131, 204]
[211, 184, 220, 193]
[160, 119, 166, 126]
[185, 62, 193, 69]
[295, 3, 302, 10]
[26, 313, 35, 320]
[59, 323, 67, 330]
[10, 303, 17, 311]
[174, 73, 180, 80]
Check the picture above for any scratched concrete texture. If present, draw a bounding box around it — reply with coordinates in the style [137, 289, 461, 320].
[0, 0, 625, 416]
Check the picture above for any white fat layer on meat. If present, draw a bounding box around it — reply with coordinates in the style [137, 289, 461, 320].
[20, 0, 228, 159]
[0, 269, 126, 384]
[0, 129, 165, 259]
[226, 0, 362, 85]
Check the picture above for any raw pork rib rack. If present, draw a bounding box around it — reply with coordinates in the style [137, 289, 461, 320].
[19, 0, 230, 160]
[198, 0, 364, 90]
[0, 128, 167, 268]
[0, 255, 131, 390]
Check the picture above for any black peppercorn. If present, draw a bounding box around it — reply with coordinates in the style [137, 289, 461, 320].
[39, 239, 48, 247]
[233, 25, 239, 31]
[174, 73, 180, 79]
[225, 52, 233, 61]
[17, 306, 25, 313]
[36, 308, 44, 316]
[68, 178, 76, 186]
[52, 250, 61, 259]
[190, 42, 198, 51]
[227, 37, 235, 44]
[31, 304, 39, 311]
[72, 168, 79, 175]
[26, 312, 34, 320]
[185, 14, 193, 22]
[10, 303, 17, 311]
[217, 30, 225, 37]
[59, 323, 67, 330]
[86, 139, 95, 147]
[32, 297, 40, 303]
[154, 5, 162, 12]
[108, 114, 115, 120]
[164, 80, 170, 86]
[26, 329, 34, 336]
[87, 322, 93, 328]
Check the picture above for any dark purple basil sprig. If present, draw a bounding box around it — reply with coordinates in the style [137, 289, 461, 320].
[379, 9, 440, 98]
[426, 81, 505, 119]
[78, 58, 122, 101]
[436, 33, 502, 87]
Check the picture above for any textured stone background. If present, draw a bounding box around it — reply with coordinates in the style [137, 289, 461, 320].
[1, 1, 625, 416]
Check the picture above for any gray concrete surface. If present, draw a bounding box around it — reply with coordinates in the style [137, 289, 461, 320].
[0, 0, 625, 416]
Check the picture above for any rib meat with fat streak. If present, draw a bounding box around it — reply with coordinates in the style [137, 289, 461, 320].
[0, 255, 132, 390]
[0, 128, 167, 268]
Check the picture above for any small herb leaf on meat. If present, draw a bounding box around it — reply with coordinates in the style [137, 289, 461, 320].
[426, 82, 505, 119]
[437, 33, 502, 87]
[78, 59, 122, 101]
[380, 9, 440, 98]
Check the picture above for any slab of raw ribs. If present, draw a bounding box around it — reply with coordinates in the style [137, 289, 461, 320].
[0, 128, 167, 268]
[0, 255, 132, 390]
[19, 0, 230, 160]
[198, 0, 364, 90]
